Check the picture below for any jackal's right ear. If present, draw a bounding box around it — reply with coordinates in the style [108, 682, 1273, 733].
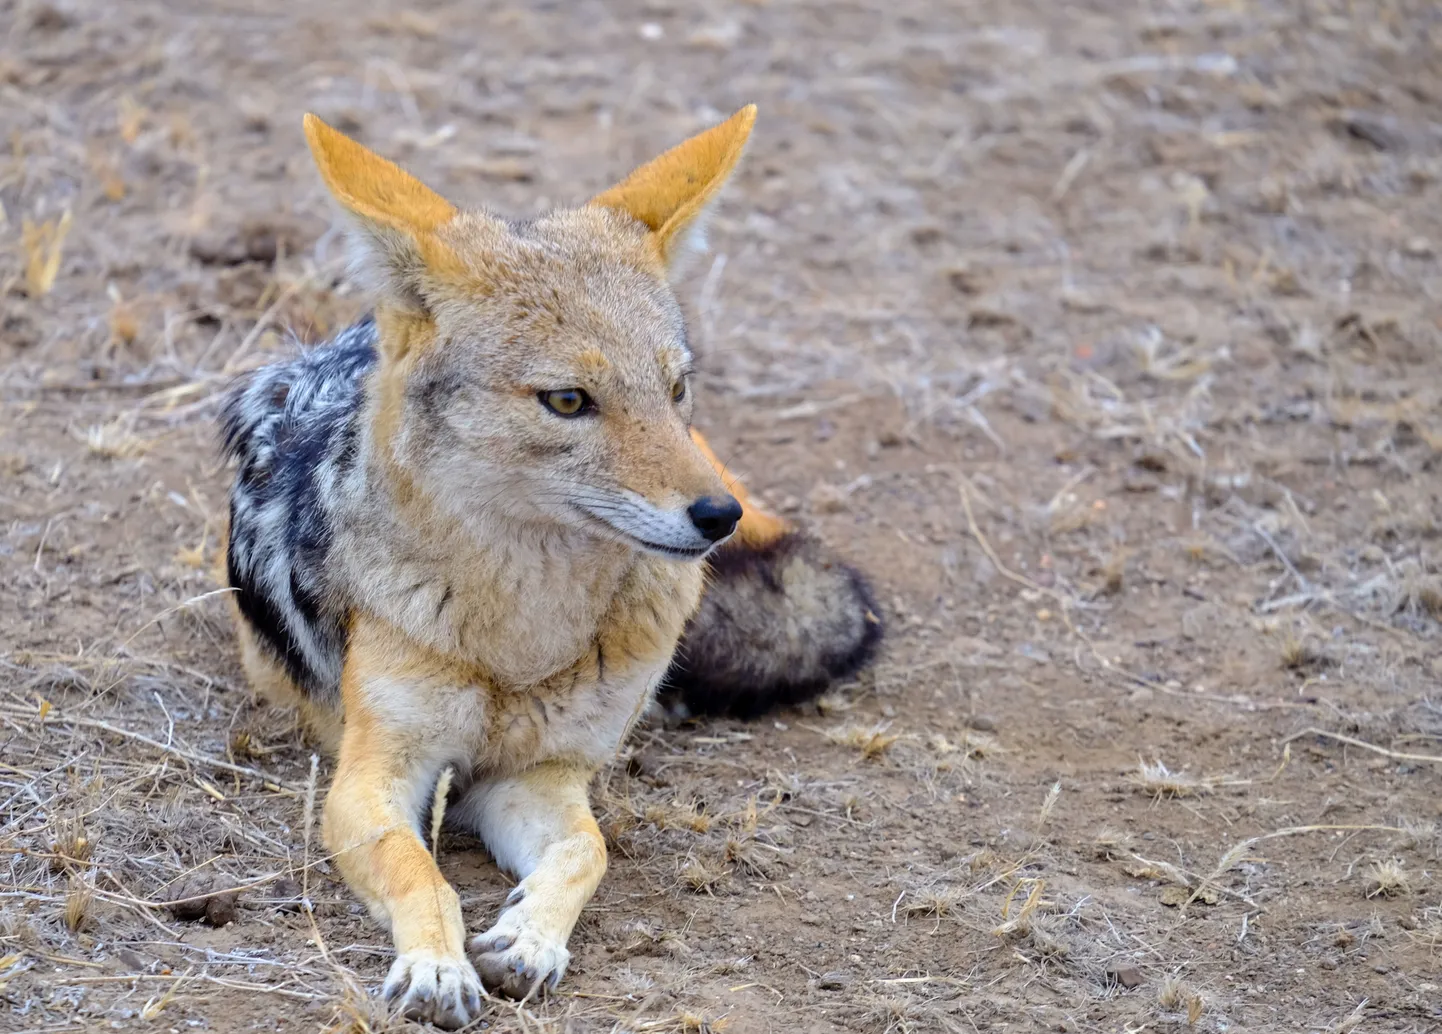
[303, 114, 457, 311]
[591, 105, 756, 275]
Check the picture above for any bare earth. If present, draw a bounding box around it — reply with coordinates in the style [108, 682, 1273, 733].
[3, 1, 1441, 1031]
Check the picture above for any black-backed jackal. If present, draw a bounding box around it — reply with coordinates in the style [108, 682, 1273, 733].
[220, 107, 880, 1027]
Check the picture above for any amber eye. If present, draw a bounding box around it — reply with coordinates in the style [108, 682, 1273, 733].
[539, 388, 592, 417]
[672, 379, 687, 404]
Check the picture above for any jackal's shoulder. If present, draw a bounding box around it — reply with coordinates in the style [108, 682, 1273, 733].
[220, 317, 378, 471]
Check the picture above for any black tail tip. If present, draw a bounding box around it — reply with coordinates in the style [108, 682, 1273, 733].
[661, 531, 883, 719]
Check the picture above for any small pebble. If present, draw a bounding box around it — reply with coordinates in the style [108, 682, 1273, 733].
[270, 876, 303, 913]
[1403, 236, 1434, 258]
[164, 873, 240, 927]
[1106, 964, 1144, 989]
[818, 971, 852, 990]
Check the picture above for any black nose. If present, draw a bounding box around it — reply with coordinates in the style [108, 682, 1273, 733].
[687, 495, 742, 542]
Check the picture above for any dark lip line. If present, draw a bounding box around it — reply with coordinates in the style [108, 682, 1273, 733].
[569, 503, 720, 559]
[631, 537, 713, 560]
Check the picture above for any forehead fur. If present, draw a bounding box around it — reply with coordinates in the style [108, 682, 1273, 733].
[420, 205, 688, 373]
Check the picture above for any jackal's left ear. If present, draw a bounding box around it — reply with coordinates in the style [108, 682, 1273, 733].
[591, 105, 756, 275]
[303, 114, 458, 310]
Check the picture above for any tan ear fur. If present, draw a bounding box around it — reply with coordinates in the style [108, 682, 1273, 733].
[591, 105, 756, 268]
[303, 114, 456, 236]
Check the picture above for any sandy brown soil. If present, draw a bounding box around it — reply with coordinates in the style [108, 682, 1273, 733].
[3, 1, 1441, 1031]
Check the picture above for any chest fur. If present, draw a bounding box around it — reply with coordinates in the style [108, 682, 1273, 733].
[345, 558, 704, 773]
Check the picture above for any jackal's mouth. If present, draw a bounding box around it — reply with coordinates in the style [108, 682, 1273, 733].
[569, 502, 719, 561]
[629, 537, 715, 560]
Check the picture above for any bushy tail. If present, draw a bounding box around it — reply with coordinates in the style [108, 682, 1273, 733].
[662, 430, 881, 717]
[663, 530, 883, 718]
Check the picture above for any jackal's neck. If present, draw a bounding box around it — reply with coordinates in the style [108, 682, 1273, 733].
[332, 423, 700, 688]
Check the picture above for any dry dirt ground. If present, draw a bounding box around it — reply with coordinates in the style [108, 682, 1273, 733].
[3, 1, 1441, 1031]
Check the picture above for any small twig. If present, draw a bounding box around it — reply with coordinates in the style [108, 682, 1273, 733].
[1123, 852, 1256, 907]
[1280, 727, 1442, 765]
[117, 587, 238, 653]
[94, 860, 336, 912]
[958, 479, 1066, 604]
[1051, 147, 1091, 202]
[301, 753, 319, 906]
[871, 975, 972, 987]
[59, 972, 323, 999]
[3, 704, 299, 788]
[1249, 522, 1311, 592]
[33, 517, 55, 574]
[430, 765, 454, 859]
[28, 951, 106, 970]
[153, 690, 174, 750]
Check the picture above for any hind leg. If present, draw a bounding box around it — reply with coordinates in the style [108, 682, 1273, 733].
[220, 536, 344, 754]
[230, 608, 343, 754]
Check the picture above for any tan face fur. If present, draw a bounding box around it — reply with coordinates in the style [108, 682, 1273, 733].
[304, 109, 757, 558]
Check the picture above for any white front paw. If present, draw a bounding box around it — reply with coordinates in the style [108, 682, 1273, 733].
[469, 896, 571, 1000]
[382, 950, 483, 1029]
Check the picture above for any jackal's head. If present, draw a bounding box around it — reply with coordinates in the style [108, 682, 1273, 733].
[304, 108, 758, 558]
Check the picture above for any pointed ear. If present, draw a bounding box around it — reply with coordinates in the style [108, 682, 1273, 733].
[303, 114, 457, 308]
[591, 105, 756, 273]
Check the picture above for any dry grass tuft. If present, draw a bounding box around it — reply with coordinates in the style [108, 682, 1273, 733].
[1129, 759, 1211, 800]
[927, 729, 1001, 760]
[866, 995, 929, 1034]
[645, 796, 712, 833]
[993, 877, 1047, 936]
[62, 874, 93, 933]
[827, 722, 901, 760]
[1276, 626, 1331, 672]
[678, 855, 728, 895]
[1396, 817, 1438, 852]
[1158, 975, 1204, 1024]
[1093, 829, 1135, 860]
[1364, 858, 1409, 898]
[903, 886, 965, 919]
[48, 816, 93, 872]
[22, 210, 72, 296]
[1325, 1000, 1368, 1034]
[108, 296, 141, 347]
[1037, 780, 1062, 828]
[1404, 904, 1442, 953]
[722, 837, 768, 877]
[667, 1010, 731, 1033]
[322, 974, 402, 1034]
[1393, 563, 1442, 621]
[1100, 549, 1128, 595]
[77, 415, 151, 459]
[815, 692, 854, 716]
[1278, 629, 1307, 669]
[1022, 915, 1073, 964]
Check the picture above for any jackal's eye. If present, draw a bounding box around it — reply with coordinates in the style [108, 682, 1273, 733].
[539, 388, 592, 417]
[671, 378, 687, 404]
